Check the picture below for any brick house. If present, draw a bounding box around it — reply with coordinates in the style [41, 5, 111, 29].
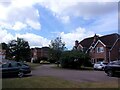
[75, 33, 120, 63]
[31, 47, 50, 62]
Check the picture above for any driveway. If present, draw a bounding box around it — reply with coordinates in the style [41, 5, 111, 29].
[32, 64, 119, 83]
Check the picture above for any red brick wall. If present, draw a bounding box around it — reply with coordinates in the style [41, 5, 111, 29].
[89, 42, 107, 62]
[31, 47, 49, 60]
[110, 39, 120, 61]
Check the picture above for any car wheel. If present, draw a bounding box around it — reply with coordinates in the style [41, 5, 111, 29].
[102, 67, 104, 71]
[94, 68, 96, 70]
[107, 70, 113, 77]
[18, 71, 24, 78]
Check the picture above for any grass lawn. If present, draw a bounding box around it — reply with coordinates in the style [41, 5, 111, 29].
[2, 76, 119, 88]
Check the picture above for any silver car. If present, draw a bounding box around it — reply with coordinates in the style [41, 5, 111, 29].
[94, 61, 108, 70]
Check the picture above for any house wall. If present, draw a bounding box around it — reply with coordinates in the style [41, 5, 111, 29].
[80, 34, 120, 63]
[77, 44, 83, 51]
[31, 47, 50, 61]
[89, 42, 107, 63]
[105, 48, 110, 62]
[37, 48, 42, 59]
[110, 39, 120, 61]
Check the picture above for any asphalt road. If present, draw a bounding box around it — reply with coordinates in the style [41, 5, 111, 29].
[32, 64, 119, 83]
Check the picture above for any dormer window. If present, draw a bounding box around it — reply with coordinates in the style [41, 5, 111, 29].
[97, 47, 104, 53]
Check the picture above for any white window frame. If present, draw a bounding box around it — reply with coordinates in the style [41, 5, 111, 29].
[97, 47, 104, 53]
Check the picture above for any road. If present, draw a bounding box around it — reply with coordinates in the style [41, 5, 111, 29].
[32, 64, 119, 83]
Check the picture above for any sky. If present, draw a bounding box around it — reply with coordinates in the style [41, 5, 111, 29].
[0, 0, 119, 50]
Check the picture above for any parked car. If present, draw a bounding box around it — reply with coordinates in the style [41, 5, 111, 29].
[1, 60, 31, 78]
[104, 60, 120, 77]
[93, 61, 108, 70]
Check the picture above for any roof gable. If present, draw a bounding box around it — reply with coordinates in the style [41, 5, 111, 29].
[79, 33, 120, 52]
[93, 40, 106, 49]
[80, 33, 119, 48]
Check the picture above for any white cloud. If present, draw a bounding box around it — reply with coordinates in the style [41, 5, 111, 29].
[26, 19, 41, 30]
[59, 27, 95, 49]
[15, 33, 50, 48]
[0, 0, 41, 31]
[0, 5, 8, 20]
[0, 29, 14, 43]
[12, 21, 27, 31]
[0, 0, 118, 30]
[39, 1, 118, 22]
[0, 28, 50, 48]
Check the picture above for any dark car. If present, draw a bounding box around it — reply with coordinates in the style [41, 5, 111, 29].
[104, 60, 120, 77]
[1, 60, 31, 78]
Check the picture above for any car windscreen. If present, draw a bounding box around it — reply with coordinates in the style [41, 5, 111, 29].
[103, 62, 108, 65]
[109, 61, 119, 65]
[2, 63, 9, 68]
[17, 62, 29, 67]
[96, 62, 101, 64]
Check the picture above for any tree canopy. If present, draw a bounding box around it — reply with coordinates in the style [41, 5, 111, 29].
[0, 43, 7, 50]
[7, 38, 30, 62]
[49, 37, 66, 63]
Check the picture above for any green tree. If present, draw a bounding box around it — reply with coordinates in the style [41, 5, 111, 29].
[49, 37, 66, 65]
[7, 38, 31, 62]
[0, 42, 7, 50]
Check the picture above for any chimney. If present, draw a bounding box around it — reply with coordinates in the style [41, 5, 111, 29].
[93, 34, 99, 43]
[75, 40, 79, 47]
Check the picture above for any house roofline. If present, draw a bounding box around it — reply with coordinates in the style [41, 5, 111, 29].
[92, 40, 106, 49]
[78, 44, 83, 48]
[85, 40, 106, 53]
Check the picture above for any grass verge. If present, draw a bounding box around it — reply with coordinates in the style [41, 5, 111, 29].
[2, 76, 119, 88]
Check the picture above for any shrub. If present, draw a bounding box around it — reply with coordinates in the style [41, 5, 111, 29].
[60, 51, 91, 69]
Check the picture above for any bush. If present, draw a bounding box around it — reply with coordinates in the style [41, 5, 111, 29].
[83, 60, 93, 67]
[60, 51, 88, 69]
[48, 59, 56, 63]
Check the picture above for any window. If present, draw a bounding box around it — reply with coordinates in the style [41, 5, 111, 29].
[10, 62, 18, 67]
[97, 47, 104, 53]
[96, 62, 101, 64]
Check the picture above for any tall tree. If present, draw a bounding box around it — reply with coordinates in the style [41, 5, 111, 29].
[7, 38, 30, 62]
[49, 37, 66, 65]
[1, 43, 7, 50]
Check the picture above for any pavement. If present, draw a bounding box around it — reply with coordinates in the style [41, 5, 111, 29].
[32, 64, 119, 83]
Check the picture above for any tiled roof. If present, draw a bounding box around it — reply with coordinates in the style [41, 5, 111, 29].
[80, 37, 94, 49]
[100, 33, 120, 47]
[79, 33, 120, 49]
